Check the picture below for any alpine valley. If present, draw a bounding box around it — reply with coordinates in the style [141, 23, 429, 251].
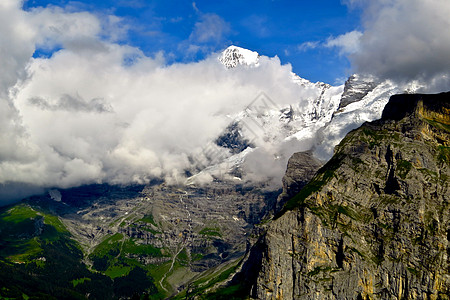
[0, 46, 448, 299]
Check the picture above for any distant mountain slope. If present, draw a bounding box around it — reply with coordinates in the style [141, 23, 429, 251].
[0, 180, 281, 299]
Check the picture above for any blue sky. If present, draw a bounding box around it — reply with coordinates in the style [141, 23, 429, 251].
[24, 0, 362, 84]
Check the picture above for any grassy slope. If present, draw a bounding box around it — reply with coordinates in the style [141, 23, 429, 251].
[0, 202, 160, 299]
[0, 203, 114, 299]
[88, 214, 165, 299]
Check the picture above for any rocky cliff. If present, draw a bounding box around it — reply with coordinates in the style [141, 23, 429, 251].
[338, 74, 379, 109]
[253, 92, 450, 299]
[275, 151, 323, 212]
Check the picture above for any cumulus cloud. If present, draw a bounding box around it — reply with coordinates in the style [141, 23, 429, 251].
[29, 6, 102, 49]
[0, 1, 313, 203]
[0, 0, 38, 171]
[297, 31, 362, 56]
[242, 137, 316, 189]
[345, 0, 450, 91]
[325, 30, 362, 55]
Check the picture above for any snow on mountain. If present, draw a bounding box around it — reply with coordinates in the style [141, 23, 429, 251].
[338, 74, 379, 109]
[219, 45, 260, 68]
[187, 46, 401, 187]
[314, 79, 399, 160]
[217, 47, 344, 145]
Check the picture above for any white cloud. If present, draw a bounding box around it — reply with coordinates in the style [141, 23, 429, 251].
[28, 6, 102, 51]
[325, 30, 362, 55]
[345, 0, 450, 90]
[0, 1, 314, 203]
[298, 31, 362, 56]
[0, 0, 38, 176]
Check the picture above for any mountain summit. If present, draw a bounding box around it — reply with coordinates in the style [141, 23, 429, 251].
[219, 45, 260, 68]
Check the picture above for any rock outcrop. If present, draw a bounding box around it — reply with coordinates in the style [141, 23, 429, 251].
[276, 151, 323, 212]
[338, 74, 379, 109]
[254, 92, 450, 299]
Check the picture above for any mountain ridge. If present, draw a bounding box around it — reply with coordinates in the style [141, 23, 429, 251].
[247, 92, 450, 299]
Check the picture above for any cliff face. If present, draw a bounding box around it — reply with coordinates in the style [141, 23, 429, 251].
[338, 74, 378, 109]
[254, 92, 450, 299]
[275, 151, 323, 212]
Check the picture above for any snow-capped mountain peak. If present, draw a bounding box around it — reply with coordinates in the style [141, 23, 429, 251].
[219, 45, 259, 69]
[215, 46, 400, 187]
